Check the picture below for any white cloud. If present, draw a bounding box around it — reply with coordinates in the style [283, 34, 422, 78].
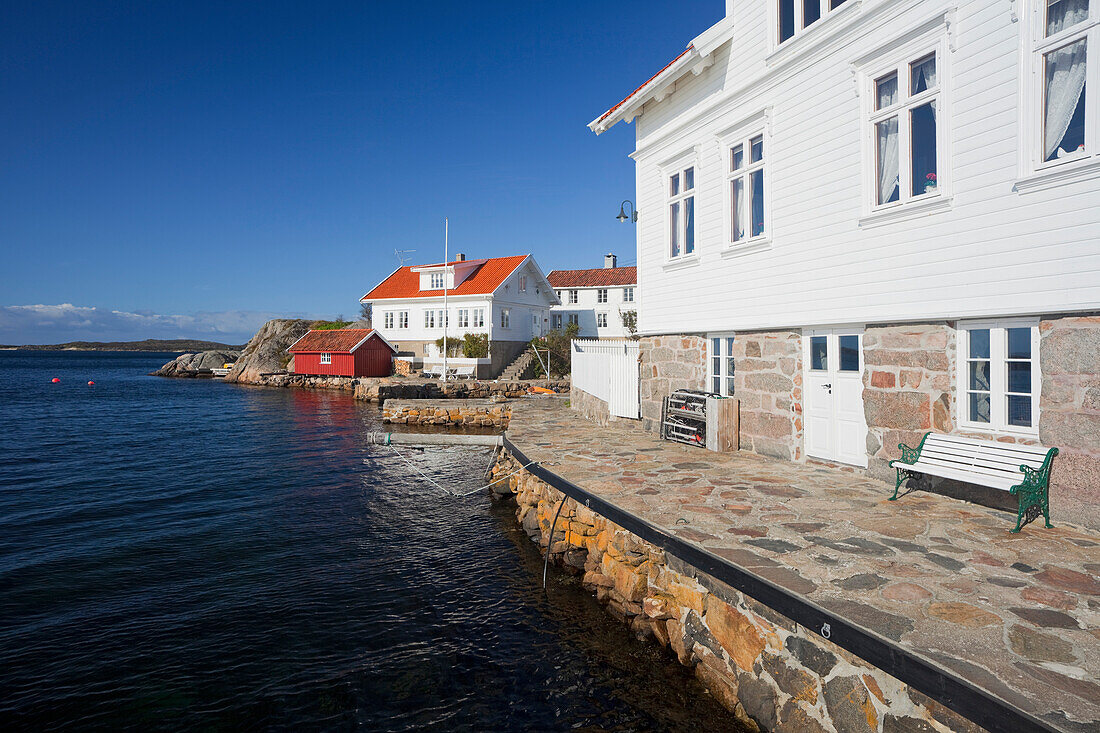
[0, 304, 326, 345]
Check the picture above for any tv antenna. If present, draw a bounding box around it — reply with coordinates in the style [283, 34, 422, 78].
[394, 248, 416, 266]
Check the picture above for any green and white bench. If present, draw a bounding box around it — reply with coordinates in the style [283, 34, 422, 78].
[890, 432, 1059, 533]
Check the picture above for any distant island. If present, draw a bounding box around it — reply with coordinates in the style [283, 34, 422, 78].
[0, 339, 245, 352]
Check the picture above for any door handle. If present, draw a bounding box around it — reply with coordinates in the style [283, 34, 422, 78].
[823, 383, 831, 389]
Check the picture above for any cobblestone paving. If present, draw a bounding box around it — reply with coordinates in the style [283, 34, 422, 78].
[508, 398, 1100, 731]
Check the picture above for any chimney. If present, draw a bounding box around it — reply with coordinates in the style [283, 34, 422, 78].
[604, 253, 617, 269]
[455, 253, 465, 262]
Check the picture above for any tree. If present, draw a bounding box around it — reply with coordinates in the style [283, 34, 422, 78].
[620, 310, 638, 339]
[530, 323, 580, 377]
[359, 302, 373, 325]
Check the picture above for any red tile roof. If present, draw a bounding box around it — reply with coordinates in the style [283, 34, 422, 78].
[596, 46, 693, 125]
[547, 266, 637, 288]
[288, 329, 393, 353]
[361, 255, 528, 300]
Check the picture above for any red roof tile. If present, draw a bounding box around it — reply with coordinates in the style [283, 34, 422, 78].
[361, 255, 528, 300]
[288, 329, 392, 353]
[596, 46, 692, 125]
[547, 266, 637, 288]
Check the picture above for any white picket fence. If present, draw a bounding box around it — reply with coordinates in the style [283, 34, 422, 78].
[571, 339, 640, 419]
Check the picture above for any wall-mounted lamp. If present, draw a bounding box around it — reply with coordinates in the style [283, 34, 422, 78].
[616, 200, 638, 223]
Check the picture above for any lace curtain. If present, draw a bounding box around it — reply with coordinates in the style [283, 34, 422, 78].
[1044, 0, 1089, 159]
[877, 118, 899, 204]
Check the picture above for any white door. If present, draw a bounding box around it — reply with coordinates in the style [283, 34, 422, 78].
[803, 327, 868, 467]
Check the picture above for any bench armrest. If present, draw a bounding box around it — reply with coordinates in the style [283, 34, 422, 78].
[1010, 447, 1059, 496]
[895, 431, 932, 465]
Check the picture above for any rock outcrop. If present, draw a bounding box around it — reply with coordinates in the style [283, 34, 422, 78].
[152, 350, 240, 377]
[223, 319, 312, 385]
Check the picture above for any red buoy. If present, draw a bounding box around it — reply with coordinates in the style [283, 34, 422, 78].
[88, 381, 95, 386]
[51, 377, 60, 383]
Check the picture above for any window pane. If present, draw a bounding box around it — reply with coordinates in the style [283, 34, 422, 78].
[1044, 39, 1087, 161]
[876, 73, 898, 110]
[970, 392, 991, 423]
[839, 335, 859, 371]
[910, 54, 936, 94]
[712, 357, 721, 375]
[670, 202, 681, 257]
[732, 178, 745, 242]
[731, 144, 744, 171]
[1007, 328, 1032, 359]
[750, 169, 765, 237]
[969, 361, 990, 391]
[1008, 362, 1032, 393]
[830, 0, 848, 8]
[726, 378, 735, 396]
[684, 167, 694, 190]
[968, 329, 990, 359]
[684, 196, 695, 254]
[810, 336, 827, 370]
[779, 0, 795, 42]
[804, 0, 821, 27]
[1007, 395, 1033, 427]
[1047, 0, 1090, 36]
[876, 117, 899, 204]
[751, 136, 764, 162]
[711, 337, 720, 354]
[713, 377, 721, 393]
[911, 100, 938, 196]
[670, 173, 680, 196]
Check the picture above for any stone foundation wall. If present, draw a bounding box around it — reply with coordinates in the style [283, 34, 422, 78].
[638, 335, 707, 432]
[353, 378, 569, 404]
[490, 451, 980, 733]
[1039, 313, 1100, 529]
[569, 386, 611, 426]
[382, 399, 510, 427]
[732, 330, 803, 461]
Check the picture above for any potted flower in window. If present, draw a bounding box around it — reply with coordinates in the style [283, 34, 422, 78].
[923, 173, 937, 194]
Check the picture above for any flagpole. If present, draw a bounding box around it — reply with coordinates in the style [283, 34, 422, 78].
[442, 217, 449, 382]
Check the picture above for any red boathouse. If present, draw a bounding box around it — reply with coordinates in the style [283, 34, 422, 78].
[287, 329, 396, 377]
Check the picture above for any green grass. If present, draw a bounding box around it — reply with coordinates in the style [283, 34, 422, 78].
[310, 320, 354, 330]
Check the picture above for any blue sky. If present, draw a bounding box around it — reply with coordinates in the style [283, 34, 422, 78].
[0, 1, 721, 344]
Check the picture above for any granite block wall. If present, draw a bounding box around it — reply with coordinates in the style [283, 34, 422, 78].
[638, 335, 707, 432]
[731, 330, 803, 461]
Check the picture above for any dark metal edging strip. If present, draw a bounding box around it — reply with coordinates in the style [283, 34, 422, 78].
[503, 436, 1060, 733]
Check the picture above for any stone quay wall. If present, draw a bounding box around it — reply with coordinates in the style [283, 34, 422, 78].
[355, 378, 568, 404]
[489, 451, 979, 733]
[382, 399, 510, 428]
[638, 335, 707, 432]
[569, 385, 611, 426]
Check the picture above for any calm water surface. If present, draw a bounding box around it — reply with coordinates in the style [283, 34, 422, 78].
[0, 351, 743, 731]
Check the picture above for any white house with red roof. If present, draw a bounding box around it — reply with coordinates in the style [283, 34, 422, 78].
[547, 253, 638, 339]
[359, 253, 558, 377]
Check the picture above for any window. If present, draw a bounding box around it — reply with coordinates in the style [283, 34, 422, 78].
[500, 309, 510, 328]
[623, 287, 635, 303]
[958, 321, 1040, 434]
[552, 313, 563, 329]
[430, 272, 445, 289]
[383, 312, 394, 329]
[868, 50, 941, 208]
[438, 310, 448, 328]
[473, 308, 485, 328]
[778, 0, 848, 44]
[519, 275, 528, 292]
[1030, 0, 1096, 168]
[727, 134, 767, 243]
[568, 290, 578, 304]
[398, 311, 408, 329]
[596, 312, 608, 328]
[320, 353, 332, 365]
[424, 310, 436, 328]
[457, 309, 469, 328]
[556, 290, 562, 301]
[667, 166, 695, 259]
[709, 336, 736, 396]
[567, 313, 579, 326]
[597, 288, 608, 303]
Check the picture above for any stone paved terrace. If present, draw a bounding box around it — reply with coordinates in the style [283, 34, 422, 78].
[506, 398, 1100, 731]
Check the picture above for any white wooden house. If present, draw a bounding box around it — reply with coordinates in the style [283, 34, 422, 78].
[590, 0, 1100, 530]
[548, 254, 638, 339]
[359, 254, 559, 377]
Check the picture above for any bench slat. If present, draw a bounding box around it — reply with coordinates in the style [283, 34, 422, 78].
[919, 447, 1044, 471]
[924, 434, 1049, 459]
[907, 462, 1019, 490]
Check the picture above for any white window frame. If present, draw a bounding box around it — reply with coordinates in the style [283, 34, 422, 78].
[519, 275, 528, 292]
[473, 308, 485, 328]
[568, 289, 578, 304]
[457, 309, 470, 328]
[708, 334, 737, 397]
[597, 288, 608, 303]
[438, 310, 448, 328]
[398, 311, 408, 329]
[1019, 0, 1100, 183]
[383, 312, 394, 329]
[956, 318, 1041, 437]
[596, 312, 608, 328]
[862, 40, 947, 214]
[429, 272, 445, 289]
[555, 290, 562, 301]
[773, 0, 852, 47]
[500, 308, 510, 329]
[320, 352, 332, 365]
[717, 109, 772, 255]
[424, 310, 436, 328]
[567, 313, 579, 327]
[623, 287, 634, 303]
[664, 163, 696, 261]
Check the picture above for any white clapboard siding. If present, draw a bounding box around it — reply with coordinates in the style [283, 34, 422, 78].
[626, 0, 1100, 336]
[571, 339, 640, 419]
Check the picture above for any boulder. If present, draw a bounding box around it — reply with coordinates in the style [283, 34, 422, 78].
[152, 350, 240, 377]
[223, 319, 312, 384]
